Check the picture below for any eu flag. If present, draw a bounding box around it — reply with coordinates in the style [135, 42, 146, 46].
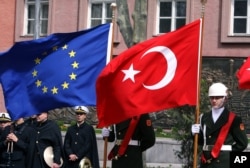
[0, 23, 112, 120]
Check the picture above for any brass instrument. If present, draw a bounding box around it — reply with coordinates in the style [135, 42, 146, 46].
[79, 157, 92, 168]
[43, 146, 63, 167]
[5, 124, 14, 167]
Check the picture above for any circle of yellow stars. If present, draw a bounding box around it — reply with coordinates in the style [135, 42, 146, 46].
[31, 44, 79, 95]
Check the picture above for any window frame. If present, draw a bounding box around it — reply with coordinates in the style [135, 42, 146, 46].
[87, 0, 115, 28]
[221, 0, 250, 43]
[156, 0, 187, 34]
[23, 0, 49, 36]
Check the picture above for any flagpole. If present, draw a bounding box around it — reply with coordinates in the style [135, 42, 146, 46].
[34, 0, 40, 39]
[193, 1, 207, 168]
[103, 3, 116, 168]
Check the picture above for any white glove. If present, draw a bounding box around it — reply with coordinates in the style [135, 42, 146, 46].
[191, 124, 201, 135]
[102, 127, 110, 137]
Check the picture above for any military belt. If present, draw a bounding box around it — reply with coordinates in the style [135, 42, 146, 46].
[203, 145, 232, 151]
[115, 139, 140, 146]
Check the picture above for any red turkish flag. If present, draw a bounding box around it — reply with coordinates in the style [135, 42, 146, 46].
[237, 57, 250, 89]
[96, 19, 201, 127]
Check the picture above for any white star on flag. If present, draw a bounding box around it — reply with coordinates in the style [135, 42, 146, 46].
[121, 63, 140, 82]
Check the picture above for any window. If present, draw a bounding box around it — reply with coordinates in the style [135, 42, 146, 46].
[231, 0, 250, 35]
[157, 0, 186, 34]
[89, 0, 115, 27]
[221, 0, 250, 43]
[24, 0, 49, 36]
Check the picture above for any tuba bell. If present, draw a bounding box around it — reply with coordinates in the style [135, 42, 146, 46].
[79, 157, 92, 168]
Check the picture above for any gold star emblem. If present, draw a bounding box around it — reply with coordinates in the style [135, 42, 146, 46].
[42, 51, 47, 55]
[69, 73, 77, 80]
[35, 80, 42, 87]
[51, 87, 58, 94]
[72, 61, 79, 69]
[32, 70, 38, 77]
[62, 44, 68, 50]
[53, 46, 58, 51]
[42, 86, 48, 93]
[34, 58, 41, 64]
[69, 50, 76, 57]
[61, 81, 69, 89]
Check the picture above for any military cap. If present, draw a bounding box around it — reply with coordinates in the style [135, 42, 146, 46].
[0, 112, 11, 122]
[74, 106, 89, 114]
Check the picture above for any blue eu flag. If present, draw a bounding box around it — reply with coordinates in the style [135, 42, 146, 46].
[0, 23, 112, 120]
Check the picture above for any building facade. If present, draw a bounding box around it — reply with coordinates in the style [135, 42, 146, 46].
[0, 0, 250, 129]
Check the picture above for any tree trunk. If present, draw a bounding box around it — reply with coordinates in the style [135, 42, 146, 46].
[132, 0, 148, 44]
[116, 0, 133, 48]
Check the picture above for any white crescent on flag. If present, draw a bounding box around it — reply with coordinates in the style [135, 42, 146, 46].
[121, 46, 177, 90]
[142, 46, 177, 90]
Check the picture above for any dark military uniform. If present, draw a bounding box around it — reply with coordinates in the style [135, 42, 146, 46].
[107, 113, 155, 168]
[198, 108, 248, 168]
[64, 122, 100, 168]
[28, 120, 64, 168]
[0, 122, 35, 168]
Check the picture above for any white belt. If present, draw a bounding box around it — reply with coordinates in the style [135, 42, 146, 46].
[115, 139, 140, 146]
[203, 145, 232, 151]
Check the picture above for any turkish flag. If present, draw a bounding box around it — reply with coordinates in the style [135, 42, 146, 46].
[96, 19, 201, 127]
[237, 57, 250, 89]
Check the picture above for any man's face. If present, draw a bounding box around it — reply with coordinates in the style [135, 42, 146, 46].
[75, 112, 86, 123]
[36, 112, 48, 122]
[209, 96, 225, 109]
[0, 122, 11, 129]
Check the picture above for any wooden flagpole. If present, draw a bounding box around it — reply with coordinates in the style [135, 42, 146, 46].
[193, 1, 207, 168]
[103, 3, 116, 168]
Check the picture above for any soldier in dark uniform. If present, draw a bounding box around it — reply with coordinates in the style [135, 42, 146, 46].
[0, 117, 35, 168]
[192, 82, 248, 168]
[0, 112, 12, 136]
[24, 114, 37, 128]
[28, 112, 64, 168]
[64, 106, 99, 168]
[102, 113, 155, 168]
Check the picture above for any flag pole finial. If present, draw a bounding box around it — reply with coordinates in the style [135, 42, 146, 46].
[200, 0, 207, 18]
[111, 3, 117, 23]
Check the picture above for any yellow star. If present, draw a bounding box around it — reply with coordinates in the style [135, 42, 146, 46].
[72, 61, 79, 69]
[42, 51, 47, 55]
[35, 80, 42, 87]
[69, 50, 76, 57]
[51, 87, 58, 94]
[32, 70, 38, 77]
[34, 58, 41, 64]
[42, 86, 48, 93]
[53, 46, 58, 51]
[62, 44, 68, 50]
[61, 81, 69, 89]
[69, 73, 77, 80]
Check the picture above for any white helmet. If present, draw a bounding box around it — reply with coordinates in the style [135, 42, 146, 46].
[208, 83, 228, 97]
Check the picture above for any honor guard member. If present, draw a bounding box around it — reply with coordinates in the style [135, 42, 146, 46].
[0, 117, 35, 168]
[0, 113, 12, 135]
[28, 112, 64, 168]
[102, 113, 155, 168]
[0, 112, 12, 168]
[191, 82, 248, 168]
[63, 106, 100, 168]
